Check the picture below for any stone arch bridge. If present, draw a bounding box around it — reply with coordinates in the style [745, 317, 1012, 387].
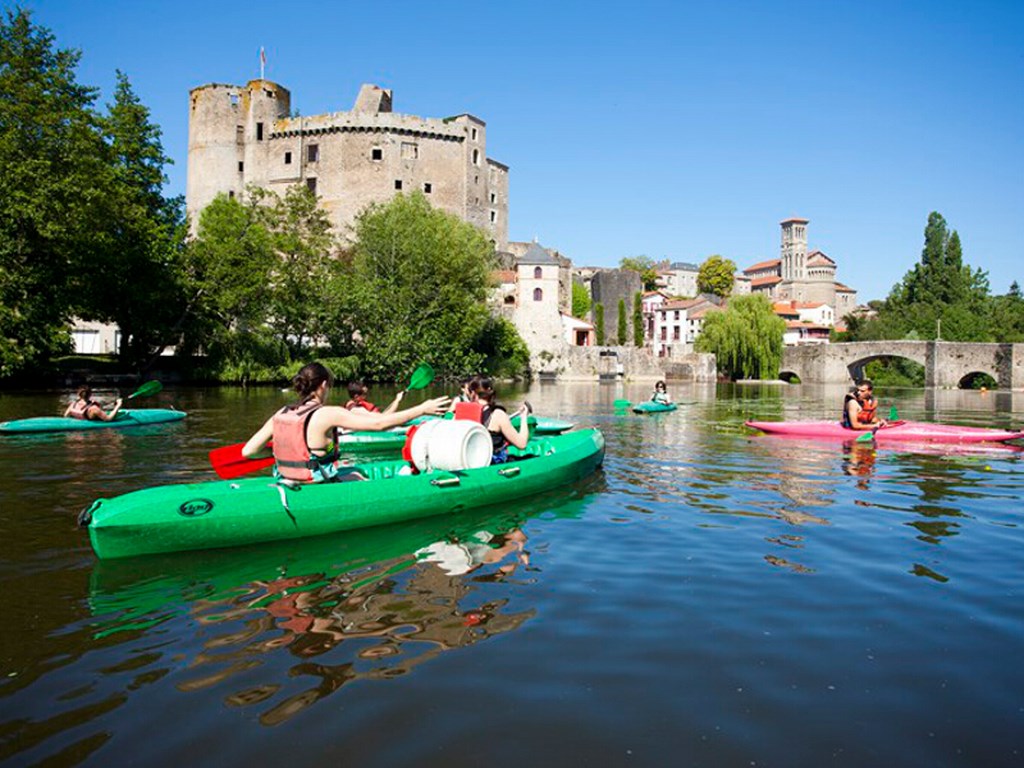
[782, 341, 1024, 389]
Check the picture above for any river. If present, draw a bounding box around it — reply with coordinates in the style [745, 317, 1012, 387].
[1, 381, 1022, 767]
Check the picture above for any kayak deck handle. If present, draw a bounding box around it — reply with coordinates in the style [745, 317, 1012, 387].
[498, 466, 521, 478]
[430, 476, 461, 488]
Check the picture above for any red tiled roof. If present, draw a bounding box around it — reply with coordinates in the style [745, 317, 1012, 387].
[806, 250, 835, 267]
[835, 283, 855, 292]
[773, 301, 826, 311]
[493, 270, 516, 283]
[744, 258, 781, 274]
[751, 275, 782, 287]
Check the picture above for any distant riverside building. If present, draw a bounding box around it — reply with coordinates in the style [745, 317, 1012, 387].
[657, 261, 700, 297]
[186, 79, 509, 249]
[739, 218, 856, 322]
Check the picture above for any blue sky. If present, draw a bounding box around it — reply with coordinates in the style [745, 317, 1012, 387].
[20, 0, 1024, 301]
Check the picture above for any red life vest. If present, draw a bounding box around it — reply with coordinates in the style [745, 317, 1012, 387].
[454, 401, 483, 423]
[857, 396, 878, 424]
[345, 396, 379, 413]
[68, 399, 100, 420]
[272, 400, 338, 482]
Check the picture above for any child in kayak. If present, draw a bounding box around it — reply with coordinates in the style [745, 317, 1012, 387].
[842, 379, 888, 431]
[344, 380, 404, 415]
[476, 377, 531, 464]
[64, 386, 123, 422]
[652, 380, 672, 404]
[448, 374, 480, 412]
[243, 362, 449, 483]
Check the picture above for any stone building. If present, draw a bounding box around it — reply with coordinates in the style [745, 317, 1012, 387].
[187, 80, 509, 249]
[741, 218, 857, 322]
[589, 269, 643, 343]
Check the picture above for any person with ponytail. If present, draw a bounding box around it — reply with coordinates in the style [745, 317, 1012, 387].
[475, 376, 531, 464]
[242, 362, 449, 483]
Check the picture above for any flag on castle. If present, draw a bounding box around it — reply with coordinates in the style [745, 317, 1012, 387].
[259, 47, 266, 79]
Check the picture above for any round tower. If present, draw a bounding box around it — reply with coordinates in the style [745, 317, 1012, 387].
[187, 83, 247, 225]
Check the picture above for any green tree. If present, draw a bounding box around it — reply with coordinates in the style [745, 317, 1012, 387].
[571, 281, 591, 319]
[82, 71, 187, 365]
[697, 255, 736, 298]
[633, 292, 644, 346]
[346, 192, 504, 379]
[182, 193, 277, 361]
[617, 298, 627, 345]
[256, 185, 339, 356]
[849, 212, 995, 343]
[594, 303, 605, 345]
[0, 9, 109, 375]
[695, 294, 785, 380]
[620, 255, 659, 291]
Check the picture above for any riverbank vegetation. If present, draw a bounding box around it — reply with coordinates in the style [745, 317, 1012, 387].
[696, 295, 785, 380]
[0, 9, 528, 386]
[837, 211, 1024, 386]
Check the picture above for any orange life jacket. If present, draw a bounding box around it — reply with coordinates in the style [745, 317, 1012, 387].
[68, 399, 100, 420]
[344, 396, 379, 413]
[272, 400, 338, 482]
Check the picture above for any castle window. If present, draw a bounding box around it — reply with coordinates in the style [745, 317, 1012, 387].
[228, 191, 235, 199]
[308, 144, 319, 162]
[401, 142, 418, 159]
[371, 148, 383, 161]
[490, 192, 496, 204]
[533, 288, 543, 302]
[534, 267, 543, 279]
[471, 127, 478, 141]
[238, 161, 244, 173]
[504, 295, 515, 305]
[284, 151, 292, 165]
[306, 178, 317, 194]
[229, 94, 239, 107]
[423, 183, 432, 194]
[472, 148, 479, 165]
[256, 122, 264, 141]
[395, 180, 403, 190]
[490, 210, 497, 223]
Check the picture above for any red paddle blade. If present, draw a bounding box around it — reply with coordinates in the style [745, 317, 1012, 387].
[209, 442, 275, 480]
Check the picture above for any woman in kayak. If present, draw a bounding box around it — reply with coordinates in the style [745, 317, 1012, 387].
[63, 386, 123, 422]
[842, 379, 887, 431]
[447, 374, 480, 413]
[476, 376, 530, 464]
[652, 380, 672, 404]
[344, 380, 403, 414]
[243, 362, 449, 483]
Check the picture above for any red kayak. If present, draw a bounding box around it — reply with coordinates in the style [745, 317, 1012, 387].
[745, 419, 1024, 444]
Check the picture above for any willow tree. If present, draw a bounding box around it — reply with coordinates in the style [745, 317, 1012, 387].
[695, 294, 785, 380]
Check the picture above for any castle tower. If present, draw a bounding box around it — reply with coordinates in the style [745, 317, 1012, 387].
[780, 217, 809, 282]
[186, 79, 290, 226]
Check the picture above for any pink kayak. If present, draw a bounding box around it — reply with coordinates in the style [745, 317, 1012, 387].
[745, 419, 1024, 444]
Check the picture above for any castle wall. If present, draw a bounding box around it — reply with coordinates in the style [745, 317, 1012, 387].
[187, 80, 508, 249]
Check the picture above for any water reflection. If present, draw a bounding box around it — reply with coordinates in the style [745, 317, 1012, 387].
[85, 493, 591, 728]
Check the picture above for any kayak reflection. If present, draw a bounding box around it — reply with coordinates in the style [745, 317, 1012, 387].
[88, 486, 599, 726]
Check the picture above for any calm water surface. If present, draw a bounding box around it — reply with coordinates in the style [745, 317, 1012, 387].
[1, 382, 1023, 767]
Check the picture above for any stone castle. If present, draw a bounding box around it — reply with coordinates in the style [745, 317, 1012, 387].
[186, 79, 509, 249]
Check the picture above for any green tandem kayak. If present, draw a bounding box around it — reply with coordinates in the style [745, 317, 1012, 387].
[80, 428, 606, 559]
[0, 408, 186, 434]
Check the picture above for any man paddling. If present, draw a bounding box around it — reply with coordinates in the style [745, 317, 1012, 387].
[842, 379, 887, 431]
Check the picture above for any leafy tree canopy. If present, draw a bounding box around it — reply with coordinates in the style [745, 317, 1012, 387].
[695, 294, 785, 380]
[697, 255, 736, 298]
[620, 255, 659, 291]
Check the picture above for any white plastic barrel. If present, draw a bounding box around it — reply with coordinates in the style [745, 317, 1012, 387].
[409, 419, 492, 472]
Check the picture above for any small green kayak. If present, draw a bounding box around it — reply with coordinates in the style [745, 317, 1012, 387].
[632, 401, 678, 414]
[80, 428, 606, 559]
[0, 408, 186, 434]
